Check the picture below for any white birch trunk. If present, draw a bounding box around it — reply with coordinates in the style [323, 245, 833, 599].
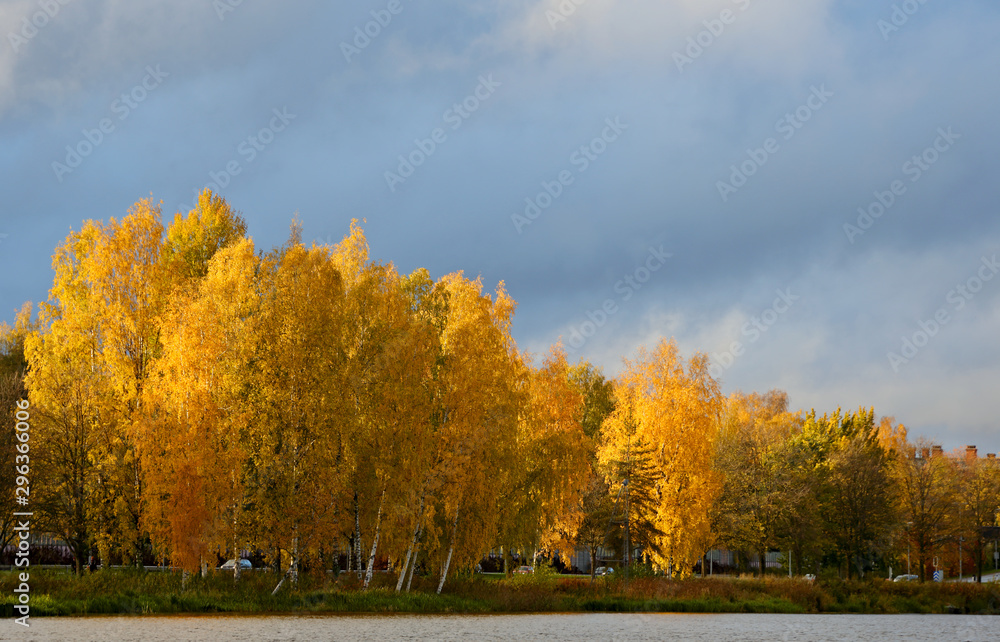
[233, 512, 241, 582]
[396, 549, 412, 593]
[363, 489, 386, 589]
[406, 538, 420, 592]
[396, 494, 425, 592]
[234, 540, 242, 583]
[437, 545, 455, 595]
[436, 505, 460, 594]
[271, 572, 287, 595]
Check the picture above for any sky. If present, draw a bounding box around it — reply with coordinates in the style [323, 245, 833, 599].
[0, 0, 998, 452]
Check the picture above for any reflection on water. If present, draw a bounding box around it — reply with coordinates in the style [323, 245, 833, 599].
[11, 612, 1000, 641]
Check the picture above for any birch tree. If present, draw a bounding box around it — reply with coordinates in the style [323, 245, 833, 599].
[141, 236, 257, 576]
[597, 339, 721, 576]
[429, 273, 524, 593]
[249, 224, 348, 593]
[24, 223, 113, 572]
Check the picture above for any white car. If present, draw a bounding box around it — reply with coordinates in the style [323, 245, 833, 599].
[220, 559, 252, 570]
[594, 566, 615, 576]
[893, 574, 919, 582]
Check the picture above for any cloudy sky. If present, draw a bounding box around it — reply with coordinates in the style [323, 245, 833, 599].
[1, 0, 998, 451]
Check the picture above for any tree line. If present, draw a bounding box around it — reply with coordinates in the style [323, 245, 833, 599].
[0, 191, 997, 590]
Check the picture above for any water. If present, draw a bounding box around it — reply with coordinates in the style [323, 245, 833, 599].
[7, 613, 999, 641]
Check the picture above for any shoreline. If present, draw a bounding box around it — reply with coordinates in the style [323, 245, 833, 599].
[3, 570, 999, 619]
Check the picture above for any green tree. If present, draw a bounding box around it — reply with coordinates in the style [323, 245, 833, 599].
[812, 408, 898, 579]
[711, 391, 803, 576]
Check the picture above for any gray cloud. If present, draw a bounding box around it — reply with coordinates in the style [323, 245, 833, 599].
[1, 0, 998, 451]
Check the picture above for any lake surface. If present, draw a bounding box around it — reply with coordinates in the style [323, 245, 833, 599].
[8, 613, 999, 641]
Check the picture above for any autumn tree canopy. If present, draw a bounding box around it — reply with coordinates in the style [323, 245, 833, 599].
[7, 191, 997, 587]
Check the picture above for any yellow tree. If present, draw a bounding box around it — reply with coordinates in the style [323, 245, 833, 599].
[598, 338, 721, 576]
[24, 222, 116, 572]
[84, 200, 170, 565]
[955, 451, 1000, 582]
[161, 189, 248, 283]
[427, 272, 525, 593]
[248, 223, 348, 592]
[327, 225, 438, 588]
[498, 345, 590, 566]
[141, 236, 257, 578]
[392, 267, 450, 591]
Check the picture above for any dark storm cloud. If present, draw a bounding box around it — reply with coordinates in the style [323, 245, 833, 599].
[1, 0, 998, 450]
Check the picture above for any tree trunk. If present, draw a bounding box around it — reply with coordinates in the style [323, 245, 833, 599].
[271, 535, 300, 595]
[272, 572, 287, 595]
[975, 537, 983, 583]
[363, 489, 386, 589]
[406, 537, 421, 592]
[290, 534, 299, 587]
[354, 490, 362, 579]
[234, 538, 242, 583]
[397, 496, 424, 592]
[396, 549, 412, 593]
[436, 504, 460, 595]
[200, 556, 208, 579]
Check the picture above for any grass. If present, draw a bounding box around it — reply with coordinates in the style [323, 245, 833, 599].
[1, 568, 999, 618]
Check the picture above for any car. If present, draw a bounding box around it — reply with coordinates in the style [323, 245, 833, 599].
[803, 574, 816, 582]
[220, 559, 252, 570]
[594, 566, 615, 576]
[893, 574, 919, 582]
[514, 565, 533, 574]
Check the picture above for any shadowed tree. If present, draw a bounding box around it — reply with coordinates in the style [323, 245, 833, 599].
[711, 390, 804, 577]
[0, 305, 33, 560]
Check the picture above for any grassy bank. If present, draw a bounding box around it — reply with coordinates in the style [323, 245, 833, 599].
[2, 569, 999, 617]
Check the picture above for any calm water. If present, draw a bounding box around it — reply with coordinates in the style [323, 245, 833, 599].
[7, 613, 999, 641]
